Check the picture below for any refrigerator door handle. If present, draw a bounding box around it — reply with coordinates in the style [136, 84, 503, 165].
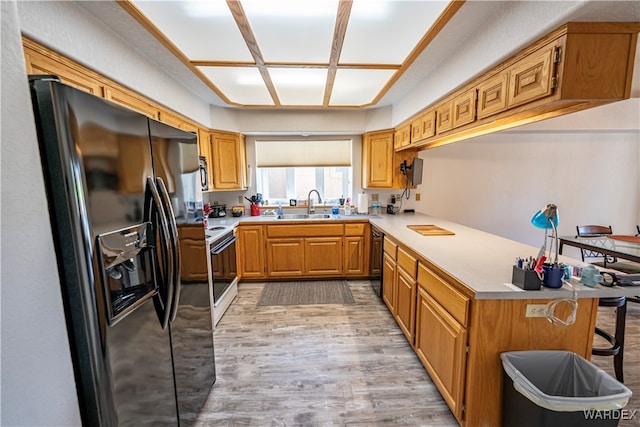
[145, 177, 174, 329]
[156, 177, 181, 322]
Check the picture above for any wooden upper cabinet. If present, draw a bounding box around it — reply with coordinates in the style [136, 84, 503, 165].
[507, 41, 557, 109]
[477, 72, 509, 119]
[362, 130, 394, 188]
[210, 131, 247, 191]
[394, 125, 411, 150]
[104, 86, 159, 120]
[452, 89, 477, 129]
[391, 23, 639, 150]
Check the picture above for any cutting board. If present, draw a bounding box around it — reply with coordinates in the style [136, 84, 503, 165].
[407, 225, 455, 236]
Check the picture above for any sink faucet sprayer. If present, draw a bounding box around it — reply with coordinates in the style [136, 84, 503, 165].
[307, 189, 322, 214]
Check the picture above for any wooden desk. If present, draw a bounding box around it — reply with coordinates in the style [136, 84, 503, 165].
[559, 235, 640, 264]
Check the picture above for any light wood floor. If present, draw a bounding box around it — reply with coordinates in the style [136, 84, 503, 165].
[195, 281, 639, 426]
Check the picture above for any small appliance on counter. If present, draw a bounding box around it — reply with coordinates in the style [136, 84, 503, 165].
[208, 202, 226, 218]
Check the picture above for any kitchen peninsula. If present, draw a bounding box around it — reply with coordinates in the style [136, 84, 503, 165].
[215, 211, 637, 426]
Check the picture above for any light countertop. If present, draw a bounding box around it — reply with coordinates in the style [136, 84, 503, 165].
[369, 212, 640, 300]
[205, 211, 638, 300]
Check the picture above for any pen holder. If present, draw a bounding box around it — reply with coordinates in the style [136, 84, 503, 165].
[512, 266, 542, 290]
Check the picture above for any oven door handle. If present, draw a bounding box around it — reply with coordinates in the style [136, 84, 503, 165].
[210, 235, 237, 255]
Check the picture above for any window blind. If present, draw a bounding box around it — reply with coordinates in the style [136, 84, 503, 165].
[255, 140, 352, 167]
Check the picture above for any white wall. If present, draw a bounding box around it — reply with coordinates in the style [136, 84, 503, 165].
[416, 128, 640, 260]
[1, 1, 82, 425]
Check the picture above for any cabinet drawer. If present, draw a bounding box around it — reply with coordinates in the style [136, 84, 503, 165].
[397, 247, 417, 279]
[266, 224, 343, 238]
[345, 223, 366, 236]
[383, 237, 398, 260]
[417, 263, 470, 326]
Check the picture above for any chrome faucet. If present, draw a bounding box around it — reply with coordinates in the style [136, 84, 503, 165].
[307, 189, 322, 214]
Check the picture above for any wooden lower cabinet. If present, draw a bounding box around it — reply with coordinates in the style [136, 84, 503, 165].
[236, 225, 265, 279]
[381, 255, 602, 427]
[266, 239, 305, 277]
[178, 225, 208, 282]
[415, 287, 467, 423]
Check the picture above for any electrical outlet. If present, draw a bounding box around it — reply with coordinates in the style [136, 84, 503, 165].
[415, 193, 421, 201]
[525, 304, 547, 318]
[238, 196, 244, 203]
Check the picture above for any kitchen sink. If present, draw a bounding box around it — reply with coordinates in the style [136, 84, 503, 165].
[276, 213, 332, 220]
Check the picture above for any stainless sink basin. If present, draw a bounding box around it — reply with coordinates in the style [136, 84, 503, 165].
[276, 213, 332, 220]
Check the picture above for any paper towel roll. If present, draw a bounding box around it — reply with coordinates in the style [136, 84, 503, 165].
[357, 193, 368, 214]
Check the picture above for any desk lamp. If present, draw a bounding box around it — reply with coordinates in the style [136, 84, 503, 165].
[531, 203, 560, 265]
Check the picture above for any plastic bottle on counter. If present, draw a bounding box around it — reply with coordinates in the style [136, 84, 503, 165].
[344, 199, 351, 216]
[371, 201, 382, 216]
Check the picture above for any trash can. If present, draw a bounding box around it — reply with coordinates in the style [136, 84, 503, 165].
[501, 350, 632, 427]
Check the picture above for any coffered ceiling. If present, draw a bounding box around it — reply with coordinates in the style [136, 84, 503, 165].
[121, 0, 459, 108]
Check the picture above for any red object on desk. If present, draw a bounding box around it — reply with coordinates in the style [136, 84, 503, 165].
[250, 203, 260, 216]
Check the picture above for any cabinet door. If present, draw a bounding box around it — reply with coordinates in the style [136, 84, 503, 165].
[104, 86, 159, 120]
[508, 42, 556, 109]
[477, 72, 509, 119]
[382, 252, 396, 312]
[305, 237, 343, 276]
[420, 110, 436, 140]
[452, 89, 477, 129]
[362, 130, 394, 188]
[344, 236, 366, 276]
[436, 101, 453, 134]
[237, 226, 265, 279]
[158, 110, 186, 130]
[415, 288, 467, 421]
[410, 119, 422, 143]
[266, 239, 304, 277]
[395, 268, 417, 344]
[211, 132, 244, 190]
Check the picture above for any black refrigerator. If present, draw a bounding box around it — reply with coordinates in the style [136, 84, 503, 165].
[29, 76, 215, 426]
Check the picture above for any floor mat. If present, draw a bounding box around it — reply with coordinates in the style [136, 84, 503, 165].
[256, 281, 355, 306]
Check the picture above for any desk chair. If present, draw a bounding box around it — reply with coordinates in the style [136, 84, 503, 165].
[576, 225, 629, 382]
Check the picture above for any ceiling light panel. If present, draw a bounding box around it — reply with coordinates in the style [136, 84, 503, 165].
[340, 0, 450, 64]
[131, 0, 253, 61]
[198, 66, 274, 105]
[330, 68, 396, 106]
[241, 0, 339, 63]
[269, 68, 328, 105]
